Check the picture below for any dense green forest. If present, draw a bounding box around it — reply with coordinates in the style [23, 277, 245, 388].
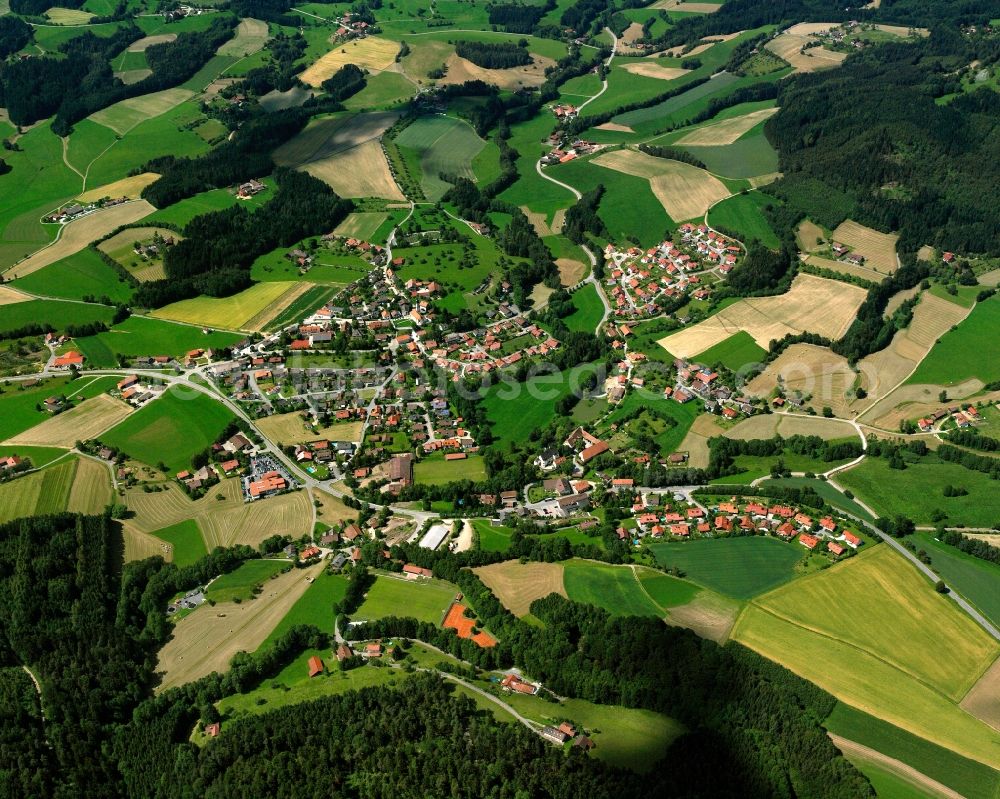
[455, 40, 533, 69]
[767, 32, 1000, 256]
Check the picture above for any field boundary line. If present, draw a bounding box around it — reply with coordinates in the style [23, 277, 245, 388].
[629, 564, 670, 616]
[827, 734, 965, 799]
[745, 600, 981, 704]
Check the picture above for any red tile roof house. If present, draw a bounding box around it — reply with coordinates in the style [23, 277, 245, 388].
[308, 655, 325, 677]
[843, 531, 862, 548]
[799, 534, 819, 550]
[402, 564, 433, 579]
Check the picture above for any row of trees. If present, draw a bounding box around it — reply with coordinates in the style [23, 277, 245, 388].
[455, 39, 533, 68]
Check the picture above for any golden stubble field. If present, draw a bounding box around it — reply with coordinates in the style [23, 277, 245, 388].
[474, 561, 566, 616]
[5, 201, 156, 280]
[255, 411, 364, 446]
[4, 394, 133, 448]
[766, 26, 847, 72]
[123, 477, 313, 554]
[300, 36, 401, 86]
[441, 52, 556, 91]
[591, 149, 731, 222]
[659, 274, 867, 358]
[745, 343, 859, 418]
[157, 561, 325, 690]
[675, 107, 778, 146]
[832, 219, 899, 273]
[620, 62, 690, 81]
[273, 112, 404, 200]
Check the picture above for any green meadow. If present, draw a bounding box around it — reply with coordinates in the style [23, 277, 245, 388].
[207, 559, 291, 602]
[75, 316, 243, 367]
[155, 519, 208, 567]
[649, 537, 804, 599]
[354, 573, 458, 625]
[14, 249, 134, 304]
[906, 295, 1000, 386]
[692, 330, 767, 371]
[101, 386, 236, 473]
[706, 191, 781, 247]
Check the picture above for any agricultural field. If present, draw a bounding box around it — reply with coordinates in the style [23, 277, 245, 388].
[824, 703, 1000, 799]
[89, 88, 195, 136]
[299, 37, 401, 86]
[482, 362, 604, 448]
[353, 573, 458, 625]
[765, 26, 848, 73]
[4, 393, 132, 448]
[692, 330, 767, 372]
[153, 519, 208, 567]
[562, 560, 696, 617]
[905, 531, 1000, 630]
[77, 173, 160, 203]
[100, 387, 236, 475]
[474, 560, 567, 616]
[75, 316, 243, 367]
[831, 219, 900, 274]
[6, 201, 156, 281]
[441, 51, 556, 91]
[707, 191, 781, 248]
[746, 343, 859, 418]
[150, 280, 302, 330]
[262, 571, 349, 647]
[660, 274, 867, 358]
[682, 127, 781, 180]
[216, 18, 269, 57]
[157, 561, 325, 691]
[97, 226, 180, 282]
[905, 294, 1000, 387]
[836, 456, 1000, 528]
[0, 375, 115, 440]
[208, 559, 291, 602]
[590, 149, 731, 222]
[255, 412, 364, 446]
[723, 413, 860, 442]
[649, 537, 805, 599]
[733, 546, 1000, 766]
[675, 107, 779, 146]
[393, 116, 488, 201]
[13, 248, 134, 304]
[334, 212, 389, 241]
[124, 477, 311, 553]
[856, 292, 972, 403]
[561, 284, 605, 332]
[413, 454, 487, 486]
[273, 112, 404, 200]
[0, 458, 102, 524]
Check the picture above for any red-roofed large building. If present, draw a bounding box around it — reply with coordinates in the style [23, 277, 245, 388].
[52, 351, 84, 369]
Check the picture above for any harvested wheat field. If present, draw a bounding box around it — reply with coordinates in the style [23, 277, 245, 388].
[128, 33, 176, 52]
[313, 488, 356, 525]
[596, 122, 635, 133]
[255, 411, 363, 446]
[861, 383, 994, 431]
[66, 457, 112, 514]
[916, 244, 936, 262]
[475, 560, 566, 617]
[876, 23, 928, 37]
[244, 281, 315, 331]
[522, 207, 554, 237]
[766, 31, 846, 72]
[978, 268, 1000, 287]
[746, 344, 859, 418]
[123, 524, 170, 562]
[217, 18, 269, 57]
[621, 62, 689, 81]
[796, 220, 826, 252]
[274, 112, 404, 200]
[723, 412, 858, 441]
[805, 255, 885, 284]
[667, 592, 739, 642]
[884, 284, 921, 316]
[0, 285, 30, 305]
[675, 413, 726, 468]
[157, 561, 323, 690]
[557, 258, 587, 285]
[5, 394, 133, 447]
[78, 173, 160, 203]
[7, 201, 156, 280]
[300, 36, 400, 86]
[855, 293, 971, 404]
[620, 22, 645, 46]
[123, 477, 312, 550]
[785, 22, 840, 36]
[592, 149, 730, 222]
[89, 88, 195, 135]
[967, 534, 1000, 547]
[832, 220, 899, 273]
[659, 41, 716, 58]
[675, 108, 778, 146]
[442, 52, 556, 90]
[660, 274, 866, 358]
